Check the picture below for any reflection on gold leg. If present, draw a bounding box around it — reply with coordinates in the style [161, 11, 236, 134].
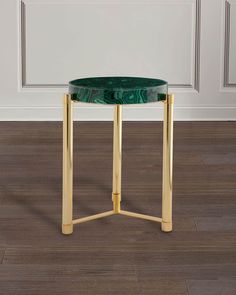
[112, 105, 122, 214]
[161, 94, 174, 232]
[62, 94, 73, 234]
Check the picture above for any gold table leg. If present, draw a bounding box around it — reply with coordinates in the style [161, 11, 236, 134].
[62, 94, 73, 234]
[61, 97, 174, 233]
[112, 105, 122, 214]
[161, 94, 174, 232]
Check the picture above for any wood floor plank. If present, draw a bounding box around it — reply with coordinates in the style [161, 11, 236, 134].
[136, 264, 236, 280]
[186, 280, 236, 295]
[3, 248, 236, 266]
[0, 264, 137, 282]
[195, 217, 236, 231]
[0, 249, 5, 264]
[0, 280, 188, 295]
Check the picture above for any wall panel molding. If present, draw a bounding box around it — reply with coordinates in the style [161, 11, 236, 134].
[194, 0, 201, 91]
[19, 0, 201, 91]
[223, 0, 236, 87]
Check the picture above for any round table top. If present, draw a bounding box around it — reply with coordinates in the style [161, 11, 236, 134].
[69, 76, 167, 105]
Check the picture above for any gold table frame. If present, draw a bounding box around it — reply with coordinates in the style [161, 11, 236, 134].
[62, 94, 174, 234]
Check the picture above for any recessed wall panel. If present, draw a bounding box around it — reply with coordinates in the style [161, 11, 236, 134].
[22, 0, 197, 87]
[229, 1, 236, 84]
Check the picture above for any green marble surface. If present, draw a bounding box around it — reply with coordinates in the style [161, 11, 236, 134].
[69, 77, 167, 105]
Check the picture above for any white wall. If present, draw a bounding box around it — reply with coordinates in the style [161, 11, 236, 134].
[0, 0, 235, 121]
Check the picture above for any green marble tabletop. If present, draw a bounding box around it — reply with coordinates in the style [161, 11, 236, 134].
[69, 76, 168, 105]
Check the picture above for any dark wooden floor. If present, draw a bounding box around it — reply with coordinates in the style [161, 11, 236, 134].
[0, 122, 235, 295]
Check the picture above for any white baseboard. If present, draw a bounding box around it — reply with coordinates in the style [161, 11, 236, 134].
[0, 106, 236, 121]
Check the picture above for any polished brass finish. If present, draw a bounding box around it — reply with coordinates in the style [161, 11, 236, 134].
[112, 105, 122, 213]
[62, 96, 174, 233]
[120, 210, 162, 223]
[161, 94, 174, 232]
[62, 94, 73, 234]
[73, 211, 114, 224]
[112, 193, 121, 214]
[73, 209, 162, 225]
